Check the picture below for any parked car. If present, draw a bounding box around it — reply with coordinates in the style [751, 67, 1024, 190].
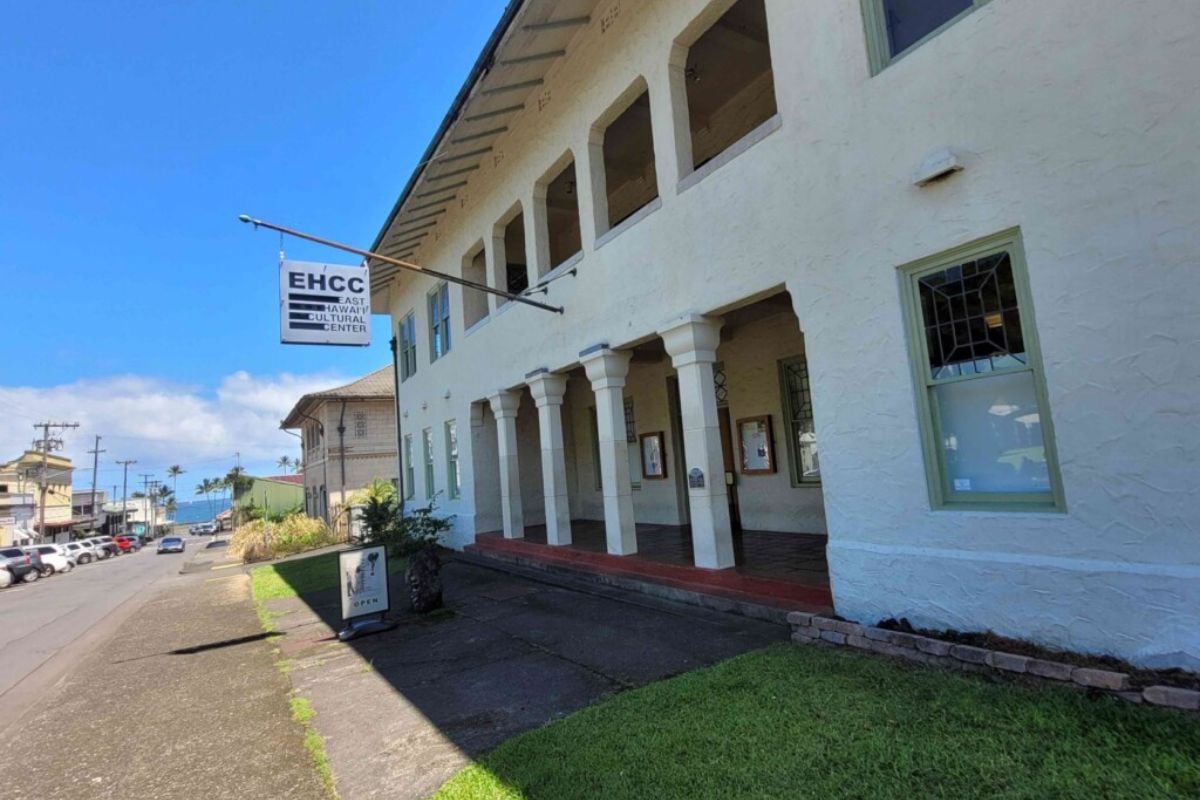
[114, 536, 136, 553]
[83, 536, 120, 559]
[63, 541, 93, 564]
[0, 546, 45, 583]
[70, 540, 102, 563]
[189, 522, 218, 536]
[24, 544, 75, 574]
[157, 537, 186, 554]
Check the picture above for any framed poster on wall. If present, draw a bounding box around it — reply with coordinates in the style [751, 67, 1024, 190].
[639, 431, 667, 479]
[737, 415, 776, 475]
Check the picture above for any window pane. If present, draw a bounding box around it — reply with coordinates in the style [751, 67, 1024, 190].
[933, 369, 1051, 495]
[918, 251, 1026, 380]
[881, 0, 972, 57]
[782, 357, 819, 482]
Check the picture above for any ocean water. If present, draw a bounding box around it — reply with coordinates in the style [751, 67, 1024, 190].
[172, 498, 232, 525]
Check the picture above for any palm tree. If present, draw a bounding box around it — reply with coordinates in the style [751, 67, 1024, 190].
[167, 465, 184, 498]
[225, 466, 250, 504]
[196, 479, 216, 518]
[276, 455, 293, 473]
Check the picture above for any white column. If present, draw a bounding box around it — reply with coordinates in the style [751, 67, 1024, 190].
[527, 370, 571, 546]
[487, 390, 524, 539]
[579, 347, 637, 556]
[659, 315, 734, 569]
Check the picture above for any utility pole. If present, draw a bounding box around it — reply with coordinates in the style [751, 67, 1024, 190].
[148, 479, 162, 538]
[140, 474, 152, 536]
[87, 435, 105, 531]
[117, 460, 136, 535]
[33, 421, 79, 543]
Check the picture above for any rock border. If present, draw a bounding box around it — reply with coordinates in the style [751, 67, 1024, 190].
[788, 612, 1200, 713]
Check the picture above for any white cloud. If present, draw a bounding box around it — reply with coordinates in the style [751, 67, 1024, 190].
[0, 370, 353, 488]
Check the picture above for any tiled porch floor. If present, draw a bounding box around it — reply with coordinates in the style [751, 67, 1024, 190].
[471, 521, 832, 611]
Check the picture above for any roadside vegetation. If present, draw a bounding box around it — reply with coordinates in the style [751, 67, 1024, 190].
[434, 643, 1200, 800]
[230, 514, 339, 563]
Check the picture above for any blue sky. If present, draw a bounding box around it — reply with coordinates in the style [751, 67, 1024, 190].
[0, 1, 506, 489]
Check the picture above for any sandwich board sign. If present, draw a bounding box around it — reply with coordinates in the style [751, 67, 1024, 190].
[339, 545, 390, 621]
[280, 260, 370, 346]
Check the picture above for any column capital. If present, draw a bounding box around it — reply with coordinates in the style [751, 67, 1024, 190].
[658, 314, 722, 367]
[488, 389, 521, 419]
[580, 347, 632, 390]
[526, 370, 568, 406]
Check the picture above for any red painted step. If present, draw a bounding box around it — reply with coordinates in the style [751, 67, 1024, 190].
[470, 533, 833, 610]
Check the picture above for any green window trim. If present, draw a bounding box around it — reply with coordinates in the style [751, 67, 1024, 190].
[444, 420, 460, 500]
[422, 428, 435, 500]
[897, 227, 1066, 513]
[402, 434, 415, 501]
[428, 282, 451, 362]
[778, 355, 821, 487]
[398, 312, 417, 382]
[860, 0, 992, 76]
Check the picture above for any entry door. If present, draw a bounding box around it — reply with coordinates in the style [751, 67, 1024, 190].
[718, 406, 742, 532]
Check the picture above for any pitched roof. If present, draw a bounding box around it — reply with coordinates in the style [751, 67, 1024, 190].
[259, 474, 305, 485]
[280, 365, 394, 428]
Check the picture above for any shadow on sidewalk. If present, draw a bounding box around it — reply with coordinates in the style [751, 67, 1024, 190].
[261, 549, 783, 799]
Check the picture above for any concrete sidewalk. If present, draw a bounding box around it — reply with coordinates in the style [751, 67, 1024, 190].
[268, 558, 784, 800]
[7, 555, 326, 800]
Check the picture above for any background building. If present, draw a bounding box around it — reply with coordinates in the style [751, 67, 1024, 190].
[0, 451, 75, 542]
[281, 365, 399, 533]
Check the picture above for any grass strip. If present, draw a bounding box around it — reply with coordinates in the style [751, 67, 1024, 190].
[435, 643, 1200, 800]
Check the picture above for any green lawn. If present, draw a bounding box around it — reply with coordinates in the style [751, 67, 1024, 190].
[250, 550, 405, 600]
[435, 643, 1200, 800]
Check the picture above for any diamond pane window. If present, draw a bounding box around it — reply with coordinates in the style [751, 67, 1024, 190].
[918, 252, 1025, 380]
[901, 230, 1063, 509]
[779, 356, 819, 484]
[713, 362, 728, 408]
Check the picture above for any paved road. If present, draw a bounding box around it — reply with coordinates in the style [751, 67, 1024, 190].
[0, 543, 190, 730]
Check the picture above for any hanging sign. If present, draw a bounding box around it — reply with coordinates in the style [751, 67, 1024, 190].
[339, 545, 391, 620]
[279, 260, 370, 346]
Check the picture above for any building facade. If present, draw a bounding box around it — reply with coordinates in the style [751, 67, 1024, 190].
[281, 366, 400, 531]
[0, 451, 75, 543]
[366, 0, 1199, 667]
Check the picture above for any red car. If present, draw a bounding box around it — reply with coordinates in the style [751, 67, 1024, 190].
[113, 536, 135, 553]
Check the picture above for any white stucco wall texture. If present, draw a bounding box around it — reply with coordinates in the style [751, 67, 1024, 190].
[379, 0, 1200, 666]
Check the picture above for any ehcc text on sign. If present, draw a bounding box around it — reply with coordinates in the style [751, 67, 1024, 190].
[279, 260, 370, 346]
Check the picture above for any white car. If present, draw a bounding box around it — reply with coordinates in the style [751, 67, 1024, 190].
[23, 544, 75, 574]
[62, 541, 95, 565]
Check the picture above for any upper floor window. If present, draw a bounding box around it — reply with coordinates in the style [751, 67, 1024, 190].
[501, 212, 529, 298]
[862, 0, 985, 73]
[542, 158, 581, 271]
[681, 0, 777, 172]
[353, 411, 367, 438]
[899, 229, 1064, 511]
[601, 88, 658, 232]
[428, 283, 451, 360]
[462, 245, 488, 329]
[398, 312, 417, 381]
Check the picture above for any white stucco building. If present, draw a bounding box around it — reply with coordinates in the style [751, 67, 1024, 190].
[366, 0, 1199, 667]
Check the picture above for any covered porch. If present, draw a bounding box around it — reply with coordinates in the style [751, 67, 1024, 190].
[467, 287, 833, 613]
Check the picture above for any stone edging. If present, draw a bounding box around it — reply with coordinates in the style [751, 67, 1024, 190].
[788, 612, 1200, 713]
